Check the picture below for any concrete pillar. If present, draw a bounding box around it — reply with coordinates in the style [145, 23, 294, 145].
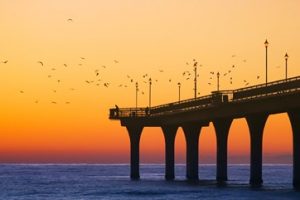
[246, 114, 268, 186]
[126, 125, 143, 180]
[213, 118, 233, 182]
[182, 124, 202, 180]
[162, 125, 178, 180]
[288, 110, 300, 189]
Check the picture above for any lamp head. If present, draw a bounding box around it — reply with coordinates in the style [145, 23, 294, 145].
[264, 39, 269, 47]
[285, 53, 289, 60]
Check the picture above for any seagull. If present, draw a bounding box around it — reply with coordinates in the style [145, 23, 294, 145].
[37, 61, 43, 66]
[67, 18, 73, 22]
[210, 72, 214, 75]
[104, 83, 109, 87]
[85, 80, 90, 84]
[2, 60, 8, 64]
[208, 83, 211, 85]
[80, 57, 85, 60]
[159, 70, 164, 72]
[51, 101, 57, 104]
[19, 90, 24, 93]
[114, 60, 119, 64]
[63, 64, 67, 67]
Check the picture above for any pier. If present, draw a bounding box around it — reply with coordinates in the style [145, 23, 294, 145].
[109, 76, 300, 188]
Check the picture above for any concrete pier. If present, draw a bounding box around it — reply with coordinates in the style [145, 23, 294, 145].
[162, 125, 178, 180]
[182, 124, 202, 180]
[213, 118, 233, 182]
[246, 114, 268, 186]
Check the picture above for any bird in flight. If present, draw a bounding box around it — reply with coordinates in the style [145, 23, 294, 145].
[104, 83, 109, 87]
[80, 57, 85, 60]
[210, 72, 214, 75]
[51, 101, 57, 104]
[67, 18, 73, 22]
[2, 60, 8, 64]
[37, 61, 43, 66]
[63, 64, 67, 67]
[19, 90, 24, 93]
[114, 60, 119, 64]
[159, 69, 164, 73]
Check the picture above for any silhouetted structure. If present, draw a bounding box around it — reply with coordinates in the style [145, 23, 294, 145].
[109, 76, 300, 188]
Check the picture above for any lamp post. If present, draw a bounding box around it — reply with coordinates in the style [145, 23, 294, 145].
[193, 60, 198, 99]
[135, 82, 138, 110]
[149, 78, 152, 109]
[178, 82, 181, 103]
[264, 39, 269, 85]
[285, 53, 289, 81]
[217, 72, 220, 91]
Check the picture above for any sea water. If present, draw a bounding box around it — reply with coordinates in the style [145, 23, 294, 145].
[0, 164, 299, 199]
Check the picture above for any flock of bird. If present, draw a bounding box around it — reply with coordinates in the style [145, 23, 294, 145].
[0, 18, 285, 106]
[1, 53, 280, 106]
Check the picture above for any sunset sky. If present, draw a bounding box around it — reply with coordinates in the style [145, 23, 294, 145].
[0, 0, 299, 164]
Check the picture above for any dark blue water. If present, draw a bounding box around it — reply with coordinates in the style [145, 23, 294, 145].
[0, 164, 299, 199]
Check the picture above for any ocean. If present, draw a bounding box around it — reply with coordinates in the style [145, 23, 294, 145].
[0, 164, 299, 199]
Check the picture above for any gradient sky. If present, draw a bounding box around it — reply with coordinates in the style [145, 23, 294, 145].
[0, 0, 299, 163]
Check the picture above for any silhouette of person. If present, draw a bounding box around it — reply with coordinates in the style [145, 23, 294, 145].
[115, 104, 119, 117]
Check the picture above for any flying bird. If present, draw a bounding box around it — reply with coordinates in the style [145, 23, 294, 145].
[159, 70, 164, 72]
[19, 90, 24, 93]
[114, 60, 119, 64]
[63, 64, 67, 67]
[67, 18, 73, 22]
[80, 57, 85, 60]
[37, 61, 43, 66]
[2, 60, 8, 64]
[51, 101, 57, 104]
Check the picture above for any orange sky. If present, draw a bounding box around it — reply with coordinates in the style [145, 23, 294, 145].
[0, 0, 299, 163]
